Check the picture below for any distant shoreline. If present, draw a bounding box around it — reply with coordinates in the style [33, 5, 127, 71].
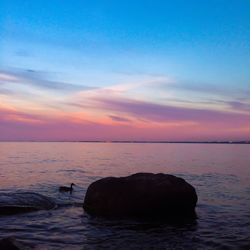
[0, 141, 250, 144]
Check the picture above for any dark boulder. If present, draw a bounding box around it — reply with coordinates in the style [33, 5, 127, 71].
[0, 192, 56, 216]
[83, 173, 198, 219]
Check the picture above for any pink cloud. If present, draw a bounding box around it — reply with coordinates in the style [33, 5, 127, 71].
[92, 97, 250, 127]
[0, 105, 249, 141]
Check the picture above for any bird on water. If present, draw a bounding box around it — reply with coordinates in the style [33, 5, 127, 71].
[59, 183, 75, 193]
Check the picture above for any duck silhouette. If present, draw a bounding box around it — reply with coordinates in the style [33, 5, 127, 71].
[59, 183, 75, 193]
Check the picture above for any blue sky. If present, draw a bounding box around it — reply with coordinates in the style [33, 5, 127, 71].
[0, 0, 250, 140]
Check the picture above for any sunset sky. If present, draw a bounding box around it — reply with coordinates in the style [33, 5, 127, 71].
[0, 0, 250, 141]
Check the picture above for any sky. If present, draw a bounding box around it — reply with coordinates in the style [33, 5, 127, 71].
[0, 0, 250, 141]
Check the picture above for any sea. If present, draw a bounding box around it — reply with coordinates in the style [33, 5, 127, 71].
[0, 142, 249, 249]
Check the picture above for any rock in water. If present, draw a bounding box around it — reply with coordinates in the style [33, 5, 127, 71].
[0, 192, 56, 215]
[83, 173, 198, 219]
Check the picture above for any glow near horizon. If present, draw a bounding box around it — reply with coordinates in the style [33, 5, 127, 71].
[0, 0, 250, 141]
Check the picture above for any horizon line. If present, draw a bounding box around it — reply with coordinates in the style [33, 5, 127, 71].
[0, 140, 250, 144]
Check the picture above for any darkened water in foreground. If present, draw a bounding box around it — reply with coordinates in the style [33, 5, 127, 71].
[0, 142, 249, 249]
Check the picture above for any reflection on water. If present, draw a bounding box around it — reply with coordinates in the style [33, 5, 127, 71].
[0, 142, 249, 249]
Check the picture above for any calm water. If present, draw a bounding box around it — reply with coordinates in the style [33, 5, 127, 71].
[0, 142, 249, 249]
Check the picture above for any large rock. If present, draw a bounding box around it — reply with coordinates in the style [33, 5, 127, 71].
[83, 173, 198, 219]
[0, 192, 56, 215]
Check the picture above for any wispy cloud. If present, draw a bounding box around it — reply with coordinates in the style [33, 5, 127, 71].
[0, 87, 14, 95]
[104, 75, 172, 93]
[226, 101, 250, 113]
[109, 115, 132, 123]
[1, 105, 249, 141]
[1, 67, 249, 141]
[157, 79, 250, 99]
[0, 68, 96, 92]
[0, 107, 46, 124]
[1, 100, 250, 141]
[0, 72, 18, 82]
[91, 96, 250, 126]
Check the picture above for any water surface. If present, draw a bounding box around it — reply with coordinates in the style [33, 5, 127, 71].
[0, 142, 249, 249]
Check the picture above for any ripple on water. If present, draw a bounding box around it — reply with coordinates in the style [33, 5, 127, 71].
[0, 142, 249, 249]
